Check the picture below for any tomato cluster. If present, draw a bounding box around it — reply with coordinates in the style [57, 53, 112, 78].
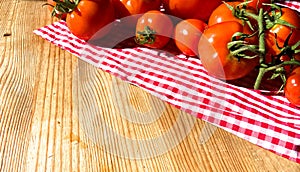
[45, 0, 300, 107]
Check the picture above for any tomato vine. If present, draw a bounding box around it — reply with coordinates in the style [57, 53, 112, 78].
[226, 2, 300, 90]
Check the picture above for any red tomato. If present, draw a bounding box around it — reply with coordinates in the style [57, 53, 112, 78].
[66, 0, 115, 41]
[163, 0, 222, 21]
[112, 0, 162, 29]
[208, 2, 258, 44]
[266, 8, 300, 52]
[174, 19, 207, 56]
[135, 10, 173, 49]
[198, 21, 259, 80]
[284, 67, 300, 107]
[112, 0, 131, 18]
[208, 2, 244, 26]
[112, 0, 162, 18]
[45, 0, 67, 19]
[265, 8, 300, 72]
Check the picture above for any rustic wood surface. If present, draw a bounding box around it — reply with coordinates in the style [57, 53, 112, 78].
[1, 0, 300, 171]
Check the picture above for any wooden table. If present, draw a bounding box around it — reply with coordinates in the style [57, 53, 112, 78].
[1, 0, 300, 171]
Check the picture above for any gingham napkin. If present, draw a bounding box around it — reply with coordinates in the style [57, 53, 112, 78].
[34, 1, 300, 163]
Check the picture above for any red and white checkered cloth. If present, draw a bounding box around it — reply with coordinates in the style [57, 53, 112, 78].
[34, 1, 300, 163]
[277, 0, 300, 11]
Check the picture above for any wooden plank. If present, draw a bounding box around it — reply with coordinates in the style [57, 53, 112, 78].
[0, 0, 300, 171]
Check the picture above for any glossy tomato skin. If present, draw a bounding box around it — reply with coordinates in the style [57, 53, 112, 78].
[113, 0, 161, 18]
[163, 0, 222, 21]
[135, 10, 173, 49]
[112, 0, 162, 29]
[284, 67, 300, 107]
[112, 0, 131, 18]
[124, 0, 161, 15]
[198, 21, 259, 80]
[208, 2, 243, 26]
[174, 19, 207, 56]
[66, 0, 115, 41]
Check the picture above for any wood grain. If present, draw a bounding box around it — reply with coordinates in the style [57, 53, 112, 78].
[0, 0, 300, 171]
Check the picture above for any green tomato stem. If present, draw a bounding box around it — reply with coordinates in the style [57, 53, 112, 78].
[230, 45, 259, 57]
[243, 12, 259, 21]
[254, 68, 266, 90]
[265, 60, 300, 72]
[258, 9, 266, 64]
[254, 9, 266, 90]
[253, 60, 300, 90]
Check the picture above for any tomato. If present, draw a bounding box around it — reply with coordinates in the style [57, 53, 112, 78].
[208, 2, 258, 44]
[135, 10, 173, 49]
[266, 8, 300, 52]
[265, 8, 300, 72]
[65, 0, 115, 41]
[112, 0, 162, 19]
[112, 0, 162, 29]
[174, 19, 207, 56]
[284, 67, 300, 107]
[244, 0, 271, 12]
[112, 0, 131, 19]
[45, 0, 67, 19]
[162, 0, 222, 21]
[265, 43, 300, 75]
[208, 2, 244, 26]
[198, 21, 259, 80]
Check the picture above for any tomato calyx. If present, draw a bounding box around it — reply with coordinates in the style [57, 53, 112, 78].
[135, 26, 157, 45]
[227, 32, 259, 60]
[48, 0, 79, 19]
[224, 2, 256, 30]
[264, 4, 297, 29]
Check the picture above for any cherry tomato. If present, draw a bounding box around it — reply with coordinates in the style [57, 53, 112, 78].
[208, 2, 258, 44]
[66, 0, 115, 41]
[174, 19, 207, 56]
[112, 0, 162, 19]
[265, 8, 300, 73]
[208, 1, 259, 29]
[208, 2, 244, 26]
[266, 8, 300, 53]
[162, 0, 222, 21]
[112, 0, 161, 29]
[112, 0, 131, 18]
[135, 10, 173, 49]
[198, 21, 259, 80]
[284, 67, 300, 107]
